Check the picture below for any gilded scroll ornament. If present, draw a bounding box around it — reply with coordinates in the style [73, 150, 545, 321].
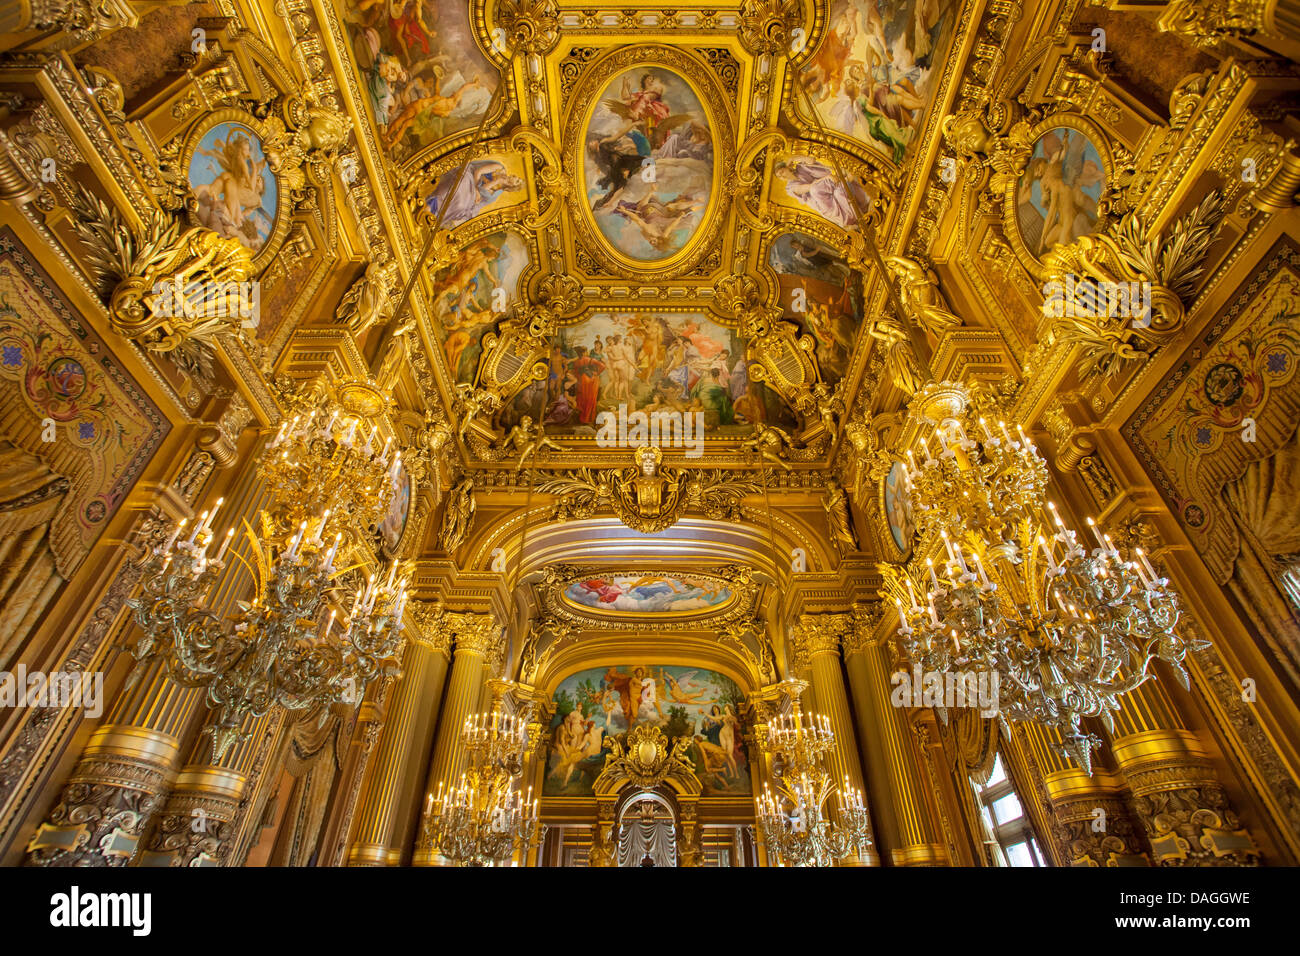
[715, 272, 820, 418]
[536, 449, 759, 533]
[1044, 192, 1227, 385]
[68, 183, 255, 361]
[596, 724, 696, 792]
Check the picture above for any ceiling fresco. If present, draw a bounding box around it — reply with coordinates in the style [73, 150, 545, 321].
[325, 0, 969, 471]
[795, 0, 960, 164]
[562, 574, 733, 614]
[344, 1, 499, 161]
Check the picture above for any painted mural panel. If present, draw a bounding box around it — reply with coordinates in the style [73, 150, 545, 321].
[582, 67, 714, 261]
[423, 155, 528, 229]
[562, 575, 732, 614]
[345, 1, 496, 161]
[769, 232, 862, 385]
[771, 156, 871, 229]
[431, 231, 528, 381]
[545, 665, 751, 797]
[501, 312, 798, 435]
[1015, 128, 1106, 257]
[0, 230, 169, 575]
[378, 462, 410, 557]
[799, 0, 958, 164]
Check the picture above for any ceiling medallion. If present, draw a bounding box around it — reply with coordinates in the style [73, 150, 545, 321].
[563, 44, 736, 279]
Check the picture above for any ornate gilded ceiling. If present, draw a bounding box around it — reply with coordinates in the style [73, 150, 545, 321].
[331, 0, 966, 474]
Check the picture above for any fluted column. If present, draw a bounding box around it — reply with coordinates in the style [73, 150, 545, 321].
[411, 611, 500, 866]
[26, 474, 268, 866]
[790, 613, 878, 866]
[842, 606, 947, 865]
[345, 602, 451, 866]
[24, 672, 198, 867]
[134, 710, 274, 867]
[1020, 723, 1149, 867]
[1109, 680, 1259, 866]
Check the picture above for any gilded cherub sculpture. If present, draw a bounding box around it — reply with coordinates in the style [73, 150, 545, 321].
[501, 415, 562, 471]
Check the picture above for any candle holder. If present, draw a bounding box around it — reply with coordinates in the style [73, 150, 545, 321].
[423, 700, 543, 866]
[755, 701, 872, 867]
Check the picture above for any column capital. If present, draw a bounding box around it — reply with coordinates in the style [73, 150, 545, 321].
[790, 612, 851, 669]
[406, 601, 453, 656]
[841, 603, 885, 658]
[444, 611, 500, 657]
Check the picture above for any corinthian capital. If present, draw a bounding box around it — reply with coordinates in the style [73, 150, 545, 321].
[790, 613, 852, 669]
[407, 601, 452, 656]
[445, 611, 500, 657]
[841, 603, 885, 658]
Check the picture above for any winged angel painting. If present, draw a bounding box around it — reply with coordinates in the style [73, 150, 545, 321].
[799, 0, 957, 164]
[583, 68, 714, 261]
[346, 1, 496, 161]
[1015, 128, 1106, 256]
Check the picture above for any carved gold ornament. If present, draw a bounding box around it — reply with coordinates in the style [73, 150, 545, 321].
[536, 450, 760, 533]
[596, 724, 696, 792]
[67, 182, 255, 364]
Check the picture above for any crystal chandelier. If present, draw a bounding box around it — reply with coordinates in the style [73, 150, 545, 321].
[756, 700, 872, 867]
[879, 383, 1202, 772]
[127, 382, 409, 758]
[423, 703, 544, 866]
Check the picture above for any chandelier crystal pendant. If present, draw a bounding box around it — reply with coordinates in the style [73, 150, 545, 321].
[127, 384, 408, 759]
[755, 702, 872, 867]
[879, 383, 1204, 773]
[423, 704, 544, 867]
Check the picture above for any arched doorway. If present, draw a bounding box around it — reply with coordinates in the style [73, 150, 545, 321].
[614, 788, 678, 867]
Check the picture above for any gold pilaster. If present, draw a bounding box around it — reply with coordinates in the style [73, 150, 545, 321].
[842, 606, 948, 865]
[790, 613, 878, 866]
[346, 602, 452, 866]
[411, 610, 499, 866]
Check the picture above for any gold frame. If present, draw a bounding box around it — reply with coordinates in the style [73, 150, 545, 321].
[877, 457, 915, 562]
[178, 107, 294, 276]
[561, 43, 737, 279]
[1000, 112, 1117, 276]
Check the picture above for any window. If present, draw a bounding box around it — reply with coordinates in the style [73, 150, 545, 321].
[972, 754, 1047, 867]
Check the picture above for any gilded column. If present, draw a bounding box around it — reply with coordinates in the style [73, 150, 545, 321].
[24, 669, 197, 867]
[790, 613, 878, 866]
[1019, 723, 1149, 867]
[1109, 681, 1260, 866]
[346, 602, 452, 866]
[133, 710, 275, 867]
[26, 474, 267, 866]
[411, 611, 499, 866]
[842, 605, 947, 865]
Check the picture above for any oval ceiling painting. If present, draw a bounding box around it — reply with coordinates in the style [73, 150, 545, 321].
[562, 574, 731, 615]
[581, 66, 714, 263]
[1015, 127, 1106, 258]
